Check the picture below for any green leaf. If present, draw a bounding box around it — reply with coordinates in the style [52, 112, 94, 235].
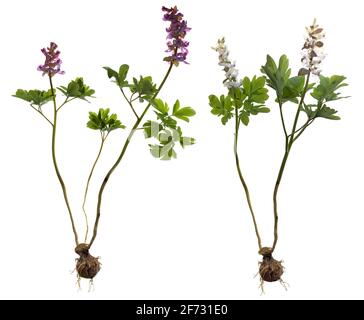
[300, 103, 317, 119]
[242, 77, 251, 96]
[172, 100, 196, 122]
[261, 54, 291, 97]
[240, 110, 249, 126]
[104, 65, 129, 87]
[316, 105, 341, 120]
[311, 75, 349, 102]
[119, 64, 129, 82]
[146, 98, 195, 159]
[230, 75, 269, 125]
[281, 76, 305, 103]
[249, 76, 269, 104]
[59, 77, 95, 101]
[153, 98, 169, 114]
[104, 66, 119, 81]
[87, 108, 125, 132]
[13, 89, 54, 106]
[278, 55, 290, 77]
[208, 94, 234, 125]
[130, 75, 157, 100]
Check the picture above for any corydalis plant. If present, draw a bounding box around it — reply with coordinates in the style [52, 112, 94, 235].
[14, 42, 125, 280]
[209, 20, 348, 289]
[13, 6, 194, 283]
[86, 5, 194, 272]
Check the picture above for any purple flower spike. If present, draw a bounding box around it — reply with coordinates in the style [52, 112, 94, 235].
[162, 6, 191, 65]
[37, 42, 65, 77]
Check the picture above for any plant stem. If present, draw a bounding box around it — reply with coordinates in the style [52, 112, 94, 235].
[278, 98, 288, 140]
[81, 132, 107, 243]
[292, 118, 314, 142]
[30, 104, 53, 126]
[120, 88, 139, 119]
[271, 73, 311, 252]
[88, 62, 174, 248]
[234, 106, 262, 250]
[49, 75, 79, 245]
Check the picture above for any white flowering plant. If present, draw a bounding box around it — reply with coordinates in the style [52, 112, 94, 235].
[209, 20, 348, 290]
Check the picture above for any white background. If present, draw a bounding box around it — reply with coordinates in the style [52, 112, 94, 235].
[0, 0, 363, 299]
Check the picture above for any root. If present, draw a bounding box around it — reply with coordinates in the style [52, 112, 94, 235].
[259, 277, 265, 295]
[88, 279, 95, 292]
[279, 278, 289, 291]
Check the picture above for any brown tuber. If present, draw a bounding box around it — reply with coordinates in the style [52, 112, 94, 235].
[258, 247, 284, 283]
[75, 243, 101, 279]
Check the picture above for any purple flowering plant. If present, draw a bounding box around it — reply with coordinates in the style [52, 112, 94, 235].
[13, 6, 195, 283]
[209, 20, 348, 290]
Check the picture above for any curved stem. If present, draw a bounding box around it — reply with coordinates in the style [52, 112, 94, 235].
[271, 73, 311, 253]
[88, 62, 174, 248]
[81, 132, 107, 243]
[120, 88, 139, 119]
[49, 75, 79, 245]
[271, 149, 289, 252]
[234, 106, 262, 250]
[278, 98, 288, 140]
[288, 74, 311, 146]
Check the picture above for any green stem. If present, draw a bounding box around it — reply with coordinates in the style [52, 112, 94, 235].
[234, 106, 262, 250]
[120, 88, 139, 119]
[271, 73, 311, 253]
[49, 75, 79, 246]
[88, 62, 174, 248]
[292, 118, 314, 142]
[288, 73, 311, 147]
[57, 96, 76, 112]
[30, 104, 53, 126]
[278, 97, 288, 141]
[81, 132, 107, 243]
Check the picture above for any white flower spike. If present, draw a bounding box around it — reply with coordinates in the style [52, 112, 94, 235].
[212, 38, 242, 89]
[300, 19, 326, 76]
